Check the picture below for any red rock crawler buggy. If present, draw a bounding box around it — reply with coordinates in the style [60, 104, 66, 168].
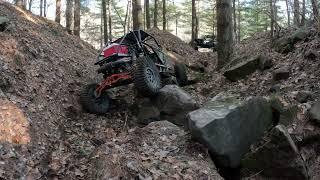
[80, 30, 188, 114]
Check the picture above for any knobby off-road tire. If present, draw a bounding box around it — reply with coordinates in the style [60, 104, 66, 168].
[80, 83, 110, 114]
[133, 56, 162, 97]
[174, 63, 188, 87]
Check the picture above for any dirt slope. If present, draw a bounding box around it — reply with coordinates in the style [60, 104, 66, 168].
[0, 1, 137, 179]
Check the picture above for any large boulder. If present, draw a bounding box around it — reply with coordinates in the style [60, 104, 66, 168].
[153, 85, 199, 127]
[188, 94, 274, 168]
[0, 16, 9, 31]
[241, 125, 308, 179]
[90, 121, 223, 179]
[273, 67, 290, 81]
[274, 28, 309, 53]
[223, 55, 270, 82]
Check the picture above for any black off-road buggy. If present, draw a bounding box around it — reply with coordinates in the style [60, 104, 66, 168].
[80, 30, 188, 114]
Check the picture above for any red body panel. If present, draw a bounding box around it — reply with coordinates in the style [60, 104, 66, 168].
[102, 44, 129, 58]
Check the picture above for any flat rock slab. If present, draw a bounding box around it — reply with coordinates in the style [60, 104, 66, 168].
[309, 101, 320, 123]
[188, 94, 274, 168]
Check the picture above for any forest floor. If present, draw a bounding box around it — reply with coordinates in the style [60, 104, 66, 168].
[0, 1, 319, 179]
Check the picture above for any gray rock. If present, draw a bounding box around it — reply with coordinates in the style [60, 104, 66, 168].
[273, 28, 309, 54]
[223, 56, 260, 82]
[296, 91, 313, 103]
[273, 67, 290, 81]
[309, 101, 320, 123]
[153, 85, 199, 127]
[188, 94, 274, 168]
[242, 125, 308, 179]
[0, 16, 9, 31]
[258, 55, 273, 70]
[137, 98, 160, 125]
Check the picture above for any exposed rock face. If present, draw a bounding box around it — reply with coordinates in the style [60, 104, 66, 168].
[153, 85, 199, 127]
[223, 55, 271, 82]
[0, 16, 9, 31]
[242, 125, 308, 179]
[273, 67, 290, 81]
[91, 121, 223, 179]
[188, 94, 274, 168]
[274, 28, 309, 53]
[296, 91, 313, 103]
[309, 101, 320, 123]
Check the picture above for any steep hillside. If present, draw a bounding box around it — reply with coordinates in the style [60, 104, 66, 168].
[0, 1, 138, 179]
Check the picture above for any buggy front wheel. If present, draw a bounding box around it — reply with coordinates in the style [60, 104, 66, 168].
[80, 83, 110, 114]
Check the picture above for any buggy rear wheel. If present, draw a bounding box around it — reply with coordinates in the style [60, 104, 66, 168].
[134, 56, 162, 97]
[174, 63, 188, 87]
[80, 83, 110, 114]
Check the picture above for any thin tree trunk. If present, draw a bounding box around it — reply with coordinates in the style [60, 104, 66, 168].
[55, 0, 61, 23]
[43, 0, 47, 17]
[40, 0, 43, 16]
[233, 0, 237, 42]
[216, 0, 233, 69]
[28, 0, 33, 11]
[212, 2, 215, 36]
[102, 0, 108, 43]
[163, 0, 166, 30]
[270, 0, 274, 38]
[237, 0, 240, 42]
[74, 0, 80, 36]
[127, 1, 132, 32]
[285, 0, 290, 26]
[100, 8, 104, 48]
[145, 0, 151, 29]
[293, 0, 300, 26]
[107, 0, 112, 40]
[301, 0, 306, 26]
[191, 0, 196, 41]
[311, 0, 319, 20]
[154, 0, 158, 28]
[132, 0, 143, 30]
[66, 0, 73, 34]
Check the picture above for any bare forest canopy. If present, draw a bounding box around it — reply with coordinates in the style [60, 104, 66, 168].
[8, 0, 320, 48]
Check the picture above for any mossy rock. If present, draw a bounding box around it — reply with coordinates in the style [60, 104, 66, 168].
[0, 16, 9, 31]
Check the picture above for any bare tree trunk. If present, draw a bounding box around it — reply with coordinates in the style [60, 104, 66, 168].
[43, 0, 47, 17]
[132, 0, 143, 30]
[293, 0, 300, 26]
[311, 0, 319, 20]
[40, 0, 43, 16]
[55, 0, 61, 23]
[163, 0, 166, 30]
[28, 0, 33, 11]
[270, 0, 274, 37]
[66, 0, 73, 34]
[216, 0, 233, 69]
[301, 0, 306, 26]
[145, 0, 151, 29]
[191, 0, 196, 41]
[285, 0, 290, 26]
[100, 8, 104, 48]
[233, 0, 237, 42]
[107, 0, 112, 40]
[154, 0, 158, 28]
[74, 0, 80, 36]
[237, 0, 240, 42]
[102, 0, 108, 43]
[212, 1, 215, 36]
[127, 1, 132, 32]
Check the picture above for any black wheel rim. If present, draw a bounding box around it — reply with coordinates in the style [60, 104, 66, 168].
[145, 67, 159, 88]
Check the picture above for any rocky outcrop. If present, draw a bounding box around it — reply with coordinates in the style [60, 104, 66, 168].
[242, 125, 308, 179]
[273, 67, 290, 81]
[91, 121, 223, 179]
[274, 28, 309, 53]
[223, 55, 272, 82]
[188, 94, 274, 168]
[0, 16, 9, 31]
